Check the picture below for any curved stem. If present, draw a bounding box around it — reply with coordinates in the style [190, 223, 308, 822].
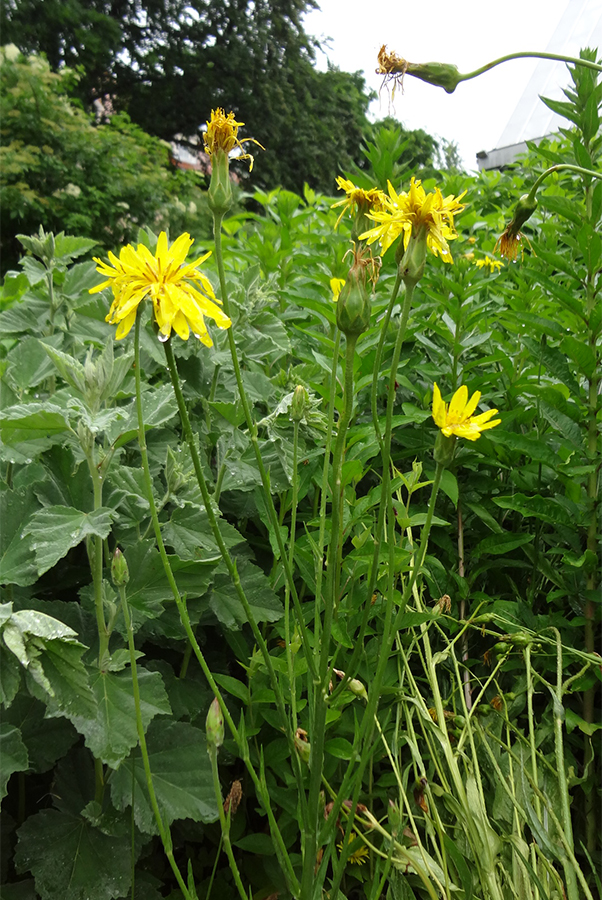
[460, 51, 602, 83]
[530, 163, 602, 195]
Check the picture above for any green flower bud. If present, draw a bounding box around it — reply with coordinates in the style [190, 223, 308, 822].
[406, 61, 462, 94]
[294, 728, 311, 765]
[433, 430, 456, 467]
[336, 263, 371, 337]
[291, 385, 309, 422]
[111, 548, 129, 586]
[512, 193, 538, 232]
[397, 225, 428, 286]
[206, 697, 224, 750]
[208, 148, 233, 215]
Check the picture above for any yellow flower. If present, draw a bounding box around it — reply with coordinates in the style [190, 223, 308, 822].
[330, 277, 346, 302]
[332, 177, 387, 228]
[474, 256, 503, 273]
[432, 382, 501, 441]
[337, 833, 370, 866]
[90, 232, 231, 344]
[203, 108, 263, 171]
[360, 177, 466, 262]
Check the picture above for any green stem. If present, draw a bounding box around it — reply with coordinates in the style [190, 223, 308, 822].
[211, 212, 315, 677]
[208, 745, 249, 900]
[301, 331, 358, 900]
[118, 582, 193, 900]
[133, 311, 300, 897]
[285, 418, 300, 733]
[460, 51, 602, 83]
[529, 164, 602, 197]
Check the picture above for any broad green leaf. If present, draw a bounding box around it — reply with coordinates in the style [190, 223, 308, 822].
[110, 720, 218, 833]
[210, 559, 283, 630]
[0, 403, 70, 445]
[108, 383, 178, 447]
[68, 667, 171, 768]
[2, 694, 78, 773]
[325, 737, 354, 759]
[5, 337, 56, 391]
[561, 334, 597, 380]
[0, 722, 29, 799]
[520, 336, 580, 396]
[487, 430, 559, 468]
[162, 503, 243, 561]
[233, 833, 276, 855]
[24, 505, 114, 575]
[53, 234, 98, 263]
[474, 532, 535, 556]
[15, 809, 131, 900]
[213, 673, 249, 704]
[439, 469, 458, 506]
[493, 493, 575, 527]
[0, 487, 39, 586]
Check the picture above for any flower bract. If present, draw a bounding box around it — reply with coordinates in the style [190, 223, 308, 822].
[203, 108, 263, 171]
[90, 232, 231, 344]
[432, 382, 501, 441]
[360, 177, 466, 261]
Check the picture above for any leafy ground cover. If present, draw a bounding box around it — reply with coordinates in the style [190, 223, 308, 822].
[0, 50, 600, 900]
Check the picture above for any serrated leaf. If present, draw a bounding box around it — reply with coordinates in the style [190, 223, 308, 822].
[2, 694, 78, 773]
[162, 503, 243, 561]
[0, 722, 29, 799]
[0, 487, 39, 586]
[68, 667, 171, 767]
[24, 506, 114, 575]
[15, 809, 131, 900]
[108, 383, 178, 447]
[26, 638, 96, 718]
[521, 336, 580, 396]
[210, 559, 283, 630]
[494, 493, 574, 527]
[487, 430, 559, 468]
[110, 720, 218, 833]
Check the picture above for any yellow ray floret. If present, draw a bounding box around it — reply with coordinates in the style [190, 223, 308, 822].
[90, 231, 231, 344]
[360, 177, 466, 261]
[432, 382, 501, 441]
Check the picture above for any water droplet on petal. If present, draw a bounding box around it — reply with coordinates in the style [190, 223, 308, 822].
[158, 332, 169, 343]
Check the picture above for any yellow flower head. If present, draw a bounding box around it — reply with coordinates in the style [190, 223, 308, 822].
[337, 833, 370, 866]
[360, 177, 466, 262]
[90, 232, 231, 344]
[332, 177, 387, 228]
[432, 382, 501, 441]
[474, 256, 503, 273]
[203, 108, 263, 171]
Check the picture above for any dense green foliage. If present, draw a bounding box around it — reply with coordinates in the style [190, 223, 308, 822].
[0, 46, 213, 275]
[0, 50, 600, 900]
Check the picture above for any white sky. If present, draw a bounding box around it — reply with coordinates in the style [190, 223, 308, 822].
[303, 0, 579, 172]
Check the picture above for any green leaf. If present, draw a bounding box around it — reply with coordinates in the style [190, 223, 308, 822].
[108, 383, 178, 447]
[24, 506, 114, 575]
[5, 337, 56, 391]
[493, 493, 575, 527]
[520, 336, 580, 396]
[2, 694, 78, 773]
[213, 673, 249, 704]
[110, 720, 218, 833]
[162, 503, 243, 561]
[53, 234, 98, 264]
[487, 429, 559, 467]
[325, 737, 354, 759]
[561, 334, 597, 380]
[439, 469, 458, 507]
[15, 809, 131, 900]
[69, 668, 171, 768]
[233, 833, 276, 855]
[0, 722, 29, 799]
[565, 708, 602, 736]
[473, 532, 535, 556]
[0, 487, 39, 586]
[210, 559, 283, 630]
[0, 402, 70, 445]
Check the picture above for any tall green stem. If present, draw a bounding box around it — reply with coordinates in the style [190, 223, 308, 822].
[211, 212, 315, 678]
[207, 745, 249, 900]
[133, 311, 300, 897]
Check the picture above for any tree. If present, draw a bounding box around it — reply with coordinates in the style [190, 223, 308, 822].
[0, 46, 210, 274]
[0, 0, 374, 193]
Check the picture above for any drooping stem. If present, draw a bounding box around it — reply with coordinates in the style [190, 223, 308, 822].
[460, 51, 602, 83]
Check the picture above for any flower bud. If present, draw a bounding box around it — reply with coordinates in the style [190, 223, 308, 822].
[111, 547, 129, 586]
[208, 148, 233, 215]
[433, 430, 455, 467]
[294, 727, 311, 765]
[336, 261, 371, 337]
[511, 193, 538, 232]
[397, 225, 428, 287]
[290, 385, 309, 422]
[406, 60, 462, 94]
[206, 697, 224, 750]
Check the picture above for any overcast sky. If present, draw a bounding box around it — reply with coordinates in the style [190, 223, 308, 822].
[303, 0, 581, 172]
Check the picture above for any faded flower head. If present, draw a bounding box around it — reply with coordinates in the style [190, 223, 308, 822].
[432, 382, 501, 441]
[360, 177, 466, 262]
[332, 177, 387, 228]
[203, 108, 263, 171]
[495, 192, 537, 261]
[90, 232, 231, 344]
